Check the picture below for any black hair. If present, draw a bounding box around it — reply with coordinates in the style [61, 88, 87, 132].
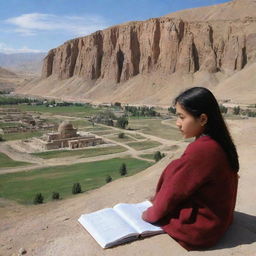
[173, 86, 239, 172]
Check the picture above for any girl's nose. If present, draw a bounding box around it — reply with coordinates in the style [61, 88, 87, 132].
[176, 120, 181, 128]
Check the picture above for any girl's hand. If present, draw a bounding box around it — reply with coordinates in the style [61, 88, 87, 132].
[142, 210, 148, 221]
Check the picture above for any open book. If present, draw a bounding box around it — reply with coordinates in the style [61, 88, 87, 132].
[78, 200, 164, 248]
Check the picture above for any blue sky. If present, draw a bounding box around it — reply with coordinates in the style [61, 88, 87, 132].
[0, 0, 230, 54]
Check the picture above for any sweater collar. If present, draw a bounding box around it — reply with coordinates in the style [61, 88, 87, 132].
[195, 133, 209, 141]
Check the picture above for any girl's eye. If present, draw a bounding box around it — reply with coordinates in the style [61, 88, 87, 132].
[176, 114, 184, 120]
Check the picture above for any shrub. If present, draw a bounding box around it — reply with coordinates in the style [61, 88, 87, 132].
[106, 119, 114, 126]
[233, 106, 240, 115]
[90, 110, 117, 126]
[105, 175, 112, 183]
[219, 104, 228, 114]
[124, 106, 158, 117]
[52, 192, 60, 200]
[119, 163, 127, 176]
[154, 151, 165, 162]
[168, 106, 176, 114]
[246, 110, 256, 117]
[116, 116, 128, 129]
[33, 193, 44, 204]
[118, 132, 125, 138]
[114, 102, 121, 108]
[72, 182, 82, 194]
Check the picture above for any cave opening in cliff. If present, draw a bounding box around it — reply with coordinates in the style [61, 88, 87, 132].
[192, 43, 199, 72]
[242, 46, 247, 69]
[117, 49, 124, 83]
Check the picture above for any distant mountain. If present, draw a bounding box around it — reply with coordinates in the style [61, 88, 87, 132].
[0, 66, 23, 92]
[0, 66, 17, 78]
[0, 52, 47, 75]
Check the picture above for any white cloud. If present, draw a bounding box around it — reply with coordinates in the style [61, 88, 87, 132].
[5, 13, 109, 36]
[0, 43, 44, 54]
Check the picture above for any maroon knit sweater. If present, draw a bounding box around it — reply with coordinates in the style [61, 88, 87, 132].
[143, 135, 238, 250]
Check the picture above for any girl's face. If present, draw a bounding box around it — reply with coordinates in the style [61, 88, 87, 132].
[175, 103, 207, 139]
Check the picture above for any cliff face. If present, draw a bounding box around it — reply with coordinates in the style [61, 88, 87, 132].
[42, 17, 256, 83]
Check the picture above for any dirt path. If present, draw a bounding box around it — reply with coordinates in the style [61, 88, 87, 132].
[161, 118, 177, 128]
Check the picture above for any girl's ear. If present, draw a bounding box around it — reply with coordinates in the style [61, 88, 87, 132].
[200, 113, 208, 126]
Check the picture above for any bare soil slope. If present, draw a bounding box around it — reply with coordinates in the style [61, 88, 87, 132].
[16, 66, 256, 105]
[0, 66, 24, 91]
[0, 67, 17, 78]
[1, 117, 256, 256]
[164, 0, 256, 21]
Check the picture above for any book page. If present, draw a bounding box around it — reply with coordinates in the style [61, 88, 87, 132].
[78, 208, 138, 248]
[113, 200, 164, 235]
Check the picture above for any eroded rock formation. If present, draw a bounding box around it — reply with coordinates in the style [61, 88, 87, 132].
[42, 16, 256, 84]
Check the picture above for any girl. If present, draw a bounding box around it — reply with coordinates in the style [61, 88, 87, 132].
[142, 87, 239, 250]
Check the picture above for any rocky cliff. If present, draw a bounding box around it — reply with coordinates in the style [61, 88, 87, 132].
[42, 16, 256, 84]
[16, 0, 255, 105]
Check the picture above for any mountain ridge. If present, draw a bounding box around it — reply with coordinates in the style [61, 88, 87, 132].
[0, 52, 46, 75]
[164, 0, 256, 21]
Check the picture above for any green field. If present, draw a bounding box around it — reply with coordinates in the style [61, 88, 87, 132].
[106, 134, 136, 143]
[1, 104, 102, 117]
[0, 157, 153, 204]
[85, 125, 112, 131]
[128, 118, 182, 140]
[32, 145, 127, 159]
[69, 119, 92, 128]
[2, 131, 44, 141]
[0, 122, 21, 128]
[128, 133, 146, 140]
[126, 140, 161, 150]
[0, 152, 31, 168]
[88, 130, 115, 136]
[139, 153, 155, 160]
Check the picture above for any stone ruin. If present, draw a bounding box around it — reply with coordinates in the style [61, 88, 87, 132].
[33, 121, 104, 150]
[0, 107, 57, 134]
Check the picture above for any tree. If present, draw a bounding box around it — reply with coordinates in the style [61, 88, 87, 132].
[124, 105, 158, 117]
[33, 193, 44, 204]
[106, 119, 114, 126]
[118, 132, 125, 138]
[105, 175, 112, 183]
[72, 182, 82, 194]
[233, 106, 240, 115]
[91, 110, 116, 126]
[116, 116, 128, 129]
[154, 151, 165, 162]
[114, 102, 121, 108]
[219, 104, 228, 114]
[247, 110, 256, 117]
[168, 107, 176, 114]
[119, 163, 127, 176]
[52, 192, 60, 200]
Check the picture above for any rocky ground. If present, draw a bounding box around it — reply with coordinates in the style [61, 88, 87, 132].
[0, 117, 256, 256]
